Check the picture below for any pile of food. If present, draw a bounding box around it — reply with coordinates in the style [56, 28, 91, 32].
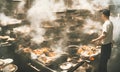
[35, 48, 56, 64]
[77, 45, 100, 57]
[22, 47, 57, 64]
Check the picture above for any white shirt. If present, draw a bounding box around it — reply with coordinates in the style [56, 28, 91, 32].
[102, 20, 113, 44]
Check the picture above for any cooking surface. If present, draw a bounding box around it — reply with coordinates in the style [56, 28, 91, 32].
[0, 0, 120, 72]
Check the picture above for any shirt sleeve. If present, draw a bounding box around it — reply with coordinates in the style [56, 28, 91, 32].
[102, 23, 109, 33]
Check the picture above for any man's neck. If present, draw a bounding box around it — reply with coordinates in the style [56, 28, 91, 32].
[104, 18, 109, 21]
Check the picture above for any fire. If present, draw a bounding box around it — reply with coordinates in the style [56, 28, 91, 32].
[89, 57, 95, 61]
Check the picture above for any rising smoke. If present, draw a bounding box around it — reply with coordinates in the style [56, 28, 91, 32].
[27, 0, 56, 44]
[16, 0, 26, 14]
[0, 13, 21, 26]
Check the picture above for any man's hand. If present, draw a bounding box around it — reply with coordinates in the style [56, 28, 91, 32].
[91, 39, 101, 46]
[91, 39, 98, 43]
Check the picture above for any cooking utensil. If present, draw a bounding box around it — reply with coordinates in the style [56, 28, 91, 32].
[2, 64, 18, 72]
[60, 62, 72, 70]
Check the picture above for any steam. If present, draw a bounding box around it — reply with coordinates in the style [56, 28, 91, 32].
[13, 25, 31, 36]
[72, 0, 94, 13]
[27, 0, 56, 44]
[51, 0, 66, 12]
[26, 0, 111, 44]
[112, 0, 120, 5]
[17, 0, 25, 9]
[0, 13, 21, 26]
[72, 0, 110, 14]
[83, 18, 102, 35]
[16, 0, 26, 14]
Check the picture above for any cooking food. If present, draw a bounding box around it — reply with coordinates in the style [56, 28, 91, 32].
[37, 56, 53, 64]
[2, 64, 18, 72]
[60, 62, 72, 70]
[22, 47, 57, 64]
[33, 49, 43, 55]
[77, 45, 100, 57]
[44, 52, 56, 57]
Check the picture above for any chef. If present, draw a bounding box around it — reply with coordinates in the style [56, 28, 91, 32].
[92, 9, 113, 72]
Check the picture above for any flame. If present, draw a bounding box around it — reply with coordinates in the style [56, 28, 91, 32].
[89, 57, 95, 61]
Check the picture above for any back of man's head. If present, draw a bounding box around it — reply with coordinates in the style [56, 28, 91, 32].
[100, 9, 110, 17]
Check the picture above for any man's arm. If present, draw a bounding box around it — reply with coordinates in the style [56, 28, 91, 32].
[92, 32, 106, 43]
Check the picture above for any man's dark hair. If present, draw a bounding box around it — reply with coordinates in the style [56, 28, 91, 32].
[100, 9, 110, 17]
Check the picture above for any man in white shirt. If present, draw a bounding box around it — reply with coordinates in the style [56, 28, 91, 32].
[92, 9, 113, 72]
